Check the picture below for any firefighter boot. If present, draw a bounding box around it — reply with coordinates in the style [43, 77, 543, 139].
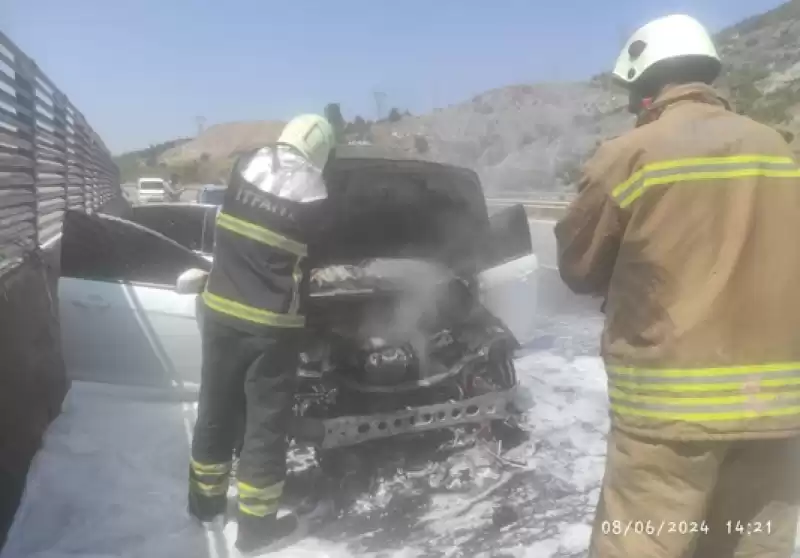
[235, 512, 304, 555]
[188, 490, 227, 523]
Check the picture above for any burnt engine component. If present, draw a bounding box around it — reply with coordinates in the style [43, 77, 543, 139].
[361, 340, 415, 387]
[292, 258, 521, 446]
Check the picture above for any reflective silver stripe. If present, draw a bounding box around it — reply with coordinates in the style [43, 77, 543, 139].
[239, 502, 280, 517]
[190, 479, 229, 497]
[202, 291, 305, 328]
[287, 256, 304, 315]
[608, 368, 800, 385]
[611, 401, 800, 422]
[237, 481, 284, 517]
[238, 480, 285, 500]
[607, 362, 800, 421]
[191, 459, 232, 476]
[610, 391, 800, 412]
[610, 155, 800, 209]
[216, 211, 307, 257]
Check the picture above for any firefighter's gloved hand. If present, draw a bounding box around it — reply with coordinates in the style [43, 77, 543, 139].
[176, 268, 210, 294]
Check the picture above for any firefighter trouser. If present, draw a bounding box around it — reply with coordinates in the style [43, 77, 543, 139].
[190, 314, 300, 519]
[589, 427, 800, 558]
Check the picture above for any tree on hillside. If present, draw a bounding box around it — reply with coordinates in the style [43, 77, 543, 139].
[324, 103, 346, 142]
[345, 116, 371, 140]
[145, 145, 158, 167]
[388, 108, 402, 122]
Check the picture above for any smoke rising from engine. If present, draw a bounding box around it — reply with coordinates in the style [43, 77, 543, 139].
[358, 258, 455, 371]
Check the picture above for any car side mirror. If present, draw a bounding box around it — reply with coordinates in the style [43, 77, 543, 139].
[176, 268, 210, 294]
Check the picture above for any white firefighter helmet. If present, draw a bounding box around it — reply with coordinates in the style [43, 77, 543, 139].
[612, 14, 720, 87]
[277, 114, 335, 169]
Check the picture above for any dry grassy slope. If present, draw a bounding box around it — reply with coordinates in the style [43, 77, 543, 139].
[160, 120, 286, 163]
[136, 0, 800, 193]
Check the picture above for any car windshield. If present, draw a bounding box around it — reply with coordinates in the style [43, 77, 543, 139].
[199, 188, 226, 205]
[138, 181, 164, 191]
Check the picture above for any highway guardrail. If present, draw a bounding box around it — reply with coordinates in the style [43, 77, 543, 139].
[486, 198, 571, 220]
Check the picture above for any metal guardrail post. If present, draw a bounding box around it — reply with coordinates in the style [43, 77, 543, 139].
[52, 90, 69, 218]
[13, 51, 38, 247]
[73, 111, 91, 213]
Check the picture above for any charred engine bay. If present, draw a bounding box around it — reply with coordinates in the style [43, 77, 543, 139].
[292, 258, 521, 449]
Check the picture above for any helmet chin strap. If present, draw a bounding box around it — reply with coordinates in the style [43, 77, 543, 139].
[627, 86, 656, 123]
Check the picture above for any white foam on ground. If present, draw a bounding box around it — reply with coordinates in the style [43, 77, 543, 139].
[1, 311, 616, 558]
[6, 317, 800, 557]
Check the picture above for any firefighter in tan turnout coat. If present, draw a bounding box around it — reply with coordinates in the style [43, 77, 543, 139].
[556, 14, 800, 558]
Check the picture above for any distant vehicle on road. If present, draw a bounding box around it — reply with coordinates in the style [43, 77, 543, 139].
[195, 184, 226, 205]
[136, 177, 167, 204]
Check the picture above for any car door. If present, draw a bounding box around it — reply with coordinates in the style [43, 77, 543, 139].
[59, 210, 211, 390]
[126, 202, 219, 256]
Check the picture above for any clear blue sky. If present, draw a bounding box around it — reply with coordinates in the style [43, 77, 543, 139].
[2, 0, 787, 154]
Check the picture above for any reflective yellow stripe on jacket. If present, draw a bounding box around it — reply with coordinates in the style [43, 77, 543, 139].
[205, 210, 307, 328]
[608, 362, 800, 422]
[611, 155, 800, 208]
[202, 291, 305, 328]
[216, 211, 307, 257]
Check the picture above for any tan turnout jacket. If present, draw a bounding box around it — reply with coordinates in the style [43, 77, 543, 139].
[555, 83, 800, 440]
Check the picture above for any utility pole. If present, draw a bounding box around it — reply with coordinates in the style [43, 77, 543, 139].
[373, 91, 387, 121]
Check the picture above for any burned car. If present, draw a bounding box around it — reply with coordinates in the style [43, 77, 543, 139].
[58, 146, 538, 455]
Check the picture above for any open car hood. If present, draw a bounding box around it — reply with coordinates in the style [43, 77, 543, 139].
[120, 147, 532, 280]
[315, 146, 493, 275]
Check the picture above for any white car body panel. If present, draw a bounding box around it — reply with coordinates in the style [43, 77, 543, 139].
[58, 186, 539, 393]
[478, 253, 539, 346]
[139, 192, 165, 204]
[59, 252, 539, 391]
[59, 277, 201, 389]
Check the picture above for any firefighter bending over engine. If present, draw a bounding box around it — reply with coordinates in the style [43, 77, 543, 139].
[556, 14, 800, 558]
[187, 114, 335, 554]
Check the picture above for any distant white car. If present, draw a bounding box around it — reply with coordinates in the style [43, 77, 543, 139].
[136, 177, 168, 204]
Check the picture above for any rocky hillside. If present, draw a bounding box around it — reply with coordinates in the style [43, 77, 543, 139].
[159, 121, 286, 165]
[115, 122, 287, 184]
[114, 138, 191, 183]
[366, 80, 630, 195]
[715, 1, 800, 130]
[115, 0, 800, 193]
[372, 0, 800, 195]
